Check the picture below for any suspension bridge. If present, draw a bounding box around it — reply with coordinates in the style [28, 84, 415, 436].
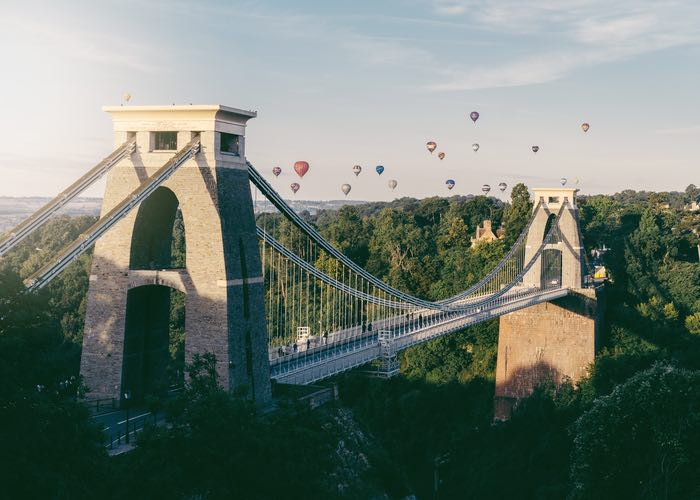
[0, 105, 599, 417]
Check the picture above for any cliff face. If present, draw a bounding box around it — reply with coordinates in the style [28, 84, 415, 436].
[322, 406, 410, 500]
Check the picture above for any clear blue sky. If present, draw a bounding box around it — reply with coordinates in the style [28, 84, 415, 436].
[1, 0, 699, 200]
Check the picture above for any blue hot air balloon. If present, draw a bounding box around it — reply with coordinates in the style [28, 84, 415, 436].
[446, 179, 456, 190]
[376, 165, 385, 175]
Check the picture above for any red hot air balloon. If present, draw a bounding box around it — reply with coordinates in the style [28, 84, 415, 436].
[294, 161, 309, 178]
[470, 111, 479, 123]
[290, 183, 300, 194]
[272, 167, 282, 177]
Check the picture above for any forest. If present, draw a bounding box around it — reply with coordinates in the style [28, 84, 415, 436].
[1, 183, 700, 499]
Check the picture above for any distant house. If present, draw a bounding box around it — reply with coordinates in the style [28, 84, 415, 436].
[471, 220, 502, 247]
[684, 201, 700, 212]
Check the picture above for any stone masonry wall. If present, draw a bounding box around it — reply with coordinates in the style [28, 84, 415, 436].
[494, 288, 601, 420]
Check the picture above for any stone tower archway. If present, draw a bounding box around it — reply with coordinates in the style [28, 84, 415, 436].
[80, 105, 271, 404]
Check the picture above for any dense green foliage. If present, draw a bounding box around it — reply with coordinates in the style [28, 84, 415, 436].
[1, 185, 699, 498]
[111, 354, 357, 499]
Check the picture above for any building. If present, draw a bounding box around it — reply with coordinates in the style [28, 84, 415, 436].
[684, 201, 700, 212]
[471, 220, 502, 247]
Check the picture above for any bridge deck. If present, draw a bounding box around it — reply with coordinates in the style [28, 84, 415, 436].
[271, 287, 569, 385]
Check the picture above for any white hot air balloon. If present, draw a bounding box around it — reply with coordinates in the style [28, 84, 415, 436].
[388, 179, 398, 190]
[481, 184, 491, 195]
[560, 177, 567, 186]
[352, 165, 362, 176]
[472, 143, 479, 152]
[341, 183, 352, 196]
[498, 182, 507, 192]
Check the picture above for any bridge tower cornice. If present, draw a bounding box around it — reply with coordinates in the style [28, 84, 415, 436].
[532, 187, 579, 210]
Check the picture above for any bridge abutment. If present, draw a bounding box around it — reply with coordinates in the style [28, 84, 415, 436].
[494, 288, 602, 420]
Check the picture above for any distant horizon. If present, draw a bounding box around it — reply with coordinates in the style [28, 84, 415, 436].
[1, 1, 699, 200]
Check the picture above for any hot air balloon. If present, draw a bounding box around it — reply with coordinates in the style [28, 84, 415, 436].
[290, 183, 300, 194]
[560, 177, 567, 186]
[352, 165, 362, 176]
[446, 179, 456, 190]
[498, 182, 507, 192]
[294, 161, 309, 178]
[532, 145, 540, 153]
[123, 92, 132, 103]
[341, 184, 352, 196]
[438, 152, 446, 160]
[272, 167, 282, 177]
[388, 179, 398, 190]
[470, 111, 479, 123]
[375, 165, 385, 175]
[472, 143, 479, 152]
[482, 184, 491, 195]
[581, 123, 590, 133]
[426, 141, 437, 154]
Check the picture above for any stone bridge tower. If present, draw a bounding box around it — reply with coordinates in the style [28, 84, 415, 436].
[80, 105, 271, 405]
[494, 188, 602, 420]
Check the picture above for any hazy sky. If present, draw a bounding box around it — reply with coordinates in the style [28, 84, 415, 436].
[1, 0, 699, 201]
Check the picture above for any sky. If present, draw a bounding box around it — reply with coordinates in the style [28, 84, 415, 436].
[0, 0, 699, 201]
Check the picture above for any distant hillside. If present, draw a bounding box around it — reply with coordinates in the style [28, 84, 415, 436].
[0, 196, 371, 233]
[0, 197, 102, 233]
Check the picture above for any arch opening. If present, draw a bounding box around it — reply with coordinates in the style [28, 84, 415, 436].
[121, 285, 186, 402]
[130, 186, 185, 270]
[542, 213, 561, 244]
[541, 248, 563, 289]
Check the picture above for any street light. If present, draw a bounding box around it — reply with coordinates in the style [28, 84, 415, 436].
[123, 390, 132, 444]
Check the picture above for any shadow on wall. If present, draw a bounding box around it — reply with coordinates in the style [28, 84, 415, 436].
[494, 361, 564, 421]
[552, 290, 598, 317]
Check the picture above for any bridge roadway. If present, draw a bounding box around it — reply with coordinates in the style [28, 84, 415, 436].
[270, 286, 569, 385]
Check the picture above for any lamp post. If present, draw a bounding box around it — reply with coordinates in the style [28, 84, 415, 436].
[123, 390, 131, 444]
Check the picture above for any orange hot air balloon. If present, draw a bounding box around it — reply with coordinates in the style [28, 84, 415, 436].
[581, 122, 590, 133]
[294, 161, 309, 178]
[438, 152, 445, 160]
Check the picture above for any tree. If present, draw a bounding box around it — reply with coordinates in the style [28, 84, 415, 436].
[0, 268, 107, 499]
[502, 183, 532, 246]
[114, 354, 344, 499]
[569, 363, 700, 499]
[624, 208, 666, 300]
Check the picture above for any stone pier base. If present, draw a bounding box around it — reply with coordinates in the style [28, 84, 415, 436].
[494, 288, 603, 421]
